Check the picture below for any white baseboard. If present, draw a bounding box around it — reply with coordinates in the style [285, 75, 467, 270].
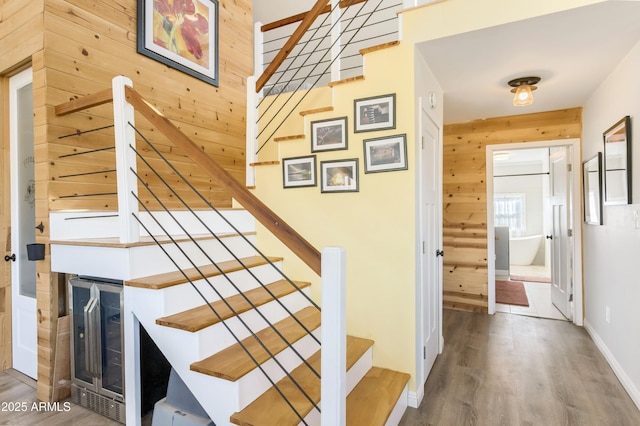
[408, 386, 423, 408]
[584, 319, 640, 411]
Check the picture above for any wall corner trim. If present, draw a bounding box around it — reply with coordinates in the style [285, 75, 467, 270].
[584, 319, 640, 411]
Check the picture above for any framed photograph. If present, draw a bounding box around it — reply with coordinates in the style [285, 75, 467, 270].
[583, 152, 603, 225]
[321, 159, 359, 193]
[603, 116, 632, 205]
[283, 155, 317, 188]
[311, 117, 348, 152]
[363, 134, 408, 173]
[354, 93, 396, 133]
[137, 0, 219, 86]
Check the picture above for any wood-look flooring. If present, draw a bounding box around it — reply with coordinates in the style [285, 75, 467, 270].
[400, 309, 640, 426]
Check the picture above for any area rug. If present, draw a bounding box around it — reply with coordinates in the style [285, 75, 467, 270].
[510, 275, 551, 284]
[496, 280, 529, 307]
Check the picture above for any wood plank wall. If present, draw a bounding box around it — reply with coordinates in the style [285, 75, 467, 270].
[2, 0, 253, 401]
[0, 0, 45, 384]
[442, 108, 582, 313]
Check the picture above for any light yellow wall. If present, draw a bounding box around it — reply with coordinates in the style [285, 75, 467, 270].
[251, 0, 607, 397]
[253, 41, 419, 388]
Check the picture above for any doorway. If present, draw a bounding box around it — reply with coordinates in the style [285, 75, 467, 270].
[486, 140, 583, 326]
[7, 68, 37, 379]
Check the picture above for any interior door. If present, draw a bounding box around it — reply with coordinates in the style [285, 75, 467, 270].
[549, 146, 572, 320]
[421, 107, 441, 379]
[9, 68, 37, 379]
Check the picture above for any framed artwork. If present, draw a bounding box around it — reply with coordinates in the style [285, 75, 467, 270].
[354, 93, 396, 132]
[311, 117, 348, 152]
[283, 155, 317, 188]
[363, 134, 408, 173]
[582, 152, 603, 225]
[320, 159, 359, 193]
[603, 116, 631, 205]
[137, 0, 219, 86]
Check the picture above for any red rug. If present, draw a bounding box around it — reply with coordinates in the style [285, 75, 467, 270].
[510, 275, 551, 283]
[496, 280, 529, 306]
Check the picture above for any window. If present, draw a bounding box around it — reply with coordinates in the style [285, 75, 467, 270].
[494, 194, 526, 236]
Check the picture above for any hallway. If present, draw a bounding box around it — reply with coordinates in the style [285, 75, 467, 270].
[400, 309, 640, 425]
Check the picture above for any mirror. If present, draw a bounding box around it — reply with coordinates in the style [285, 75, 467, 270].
[583, 153, 603, 225]
[603, 116, 631, 205]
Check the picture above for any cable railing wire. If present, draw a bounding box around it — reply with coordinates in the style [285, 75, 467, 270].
[128, 137, 322, 365]
[129, 122, 321, 325]
[130, 209, 315, 425]
[257, 0, 388, 154]
[257, 0, 364, 140]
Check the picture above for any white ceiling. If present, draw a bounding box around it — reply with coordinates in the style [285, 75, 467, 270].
[417, 1, 640, 124]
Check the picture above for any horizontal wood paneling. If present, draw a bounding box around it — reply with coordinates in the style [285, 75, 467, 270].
[442, 108, 582, 313]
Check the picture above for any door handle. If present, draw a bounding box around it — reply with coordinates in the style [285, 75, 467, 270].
[436, 249, 445, 257]
[4, 254, 16, 262]
[546, 235, 553, 240]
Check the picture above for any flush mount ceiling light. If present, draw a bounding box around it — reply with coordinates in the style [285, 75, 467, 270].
[508, 76, 541, 107]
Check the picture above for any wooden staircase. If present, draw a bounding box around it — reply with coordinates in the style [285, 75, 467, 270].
[125, 244, 410, 426]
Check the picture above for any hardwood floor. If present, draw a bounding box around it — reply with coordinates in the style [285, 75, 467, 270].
[400, 309, 640, 426]
[0, 369, 121, 425]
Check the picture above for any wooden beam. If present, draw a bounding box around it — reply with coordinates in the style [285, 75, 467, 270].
[54, 88, 113, 116]
[261, 5, 332, 32]
[256, 0, 330, 93]
[125, 87, 322, 275]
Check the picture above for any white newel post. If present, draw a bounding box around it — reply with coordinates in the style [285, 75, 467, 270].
[321, 247, 347, 426]
[246, 75, 258, 187]
[112, 76, 139, 243]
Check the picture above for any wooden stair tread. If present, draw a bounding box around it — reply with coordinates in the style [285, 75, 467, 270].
[191, 306, 322, 381]
[359, 40, 400, 55]
[299, 106, 333, 116]
[274, 134, 305, 142]
[328, 75, 364, 87]
[230, 335, 374, 426]
[156, 280, 311, 332]
[346, 367, 410, 425]
[249, 160, 280, 166]
[125, 255, 283, 290]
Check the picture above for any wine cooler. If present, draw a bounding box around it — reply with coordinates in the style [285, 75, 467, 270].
[69, 276, 125, 423]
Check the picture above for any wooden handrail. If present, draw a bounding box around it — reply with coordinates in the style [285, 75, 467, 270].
[124, 87, 322, 275]
[256, 0, 330, 93]
[54, 88, 114, 116]
[260, 0, 367, 32]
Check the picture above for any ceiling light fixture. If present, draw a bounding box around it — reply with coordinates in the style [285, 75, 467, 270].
[508, 76, 541, 107]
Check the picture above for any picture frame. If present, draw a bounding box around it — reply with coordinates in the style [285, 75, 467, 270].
[603, 116, 632, 205]
[137, 0, 219, 86]
[311, 117, 348, 152]
[363, 134, 408, 173]
[354, 93, 396, 133]
[583, 152, 603, 225]
[320, 159, 359, 193]
[283, 155, 317, 188]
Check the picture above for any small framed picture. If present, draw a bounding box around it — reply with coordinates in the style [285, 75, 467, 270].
[320, 159, 359, 193]
[311, 117, 348, 152]
[363, 134, 408, 173]
[283, 155, 317, 188]
[354, 93, 396, 133]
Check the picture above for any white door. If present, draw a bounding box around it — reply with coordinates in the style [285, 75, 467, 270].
[549, 146, 572, 320]
[421, 107, 441, 378]
[9, 68, 37, 379]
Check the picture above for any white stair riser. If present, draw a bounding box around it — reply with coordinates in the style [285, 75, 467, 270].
[50, 209, 254, 241]
[154, 290, 313, 360]
[139, 210, 255, 236]
[51, 235, 257, 280]
[156, 262, 288, 316]
[129, 234, 257, 277]
[385, 384, 409, 426]
[236, 329, 321, 410]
